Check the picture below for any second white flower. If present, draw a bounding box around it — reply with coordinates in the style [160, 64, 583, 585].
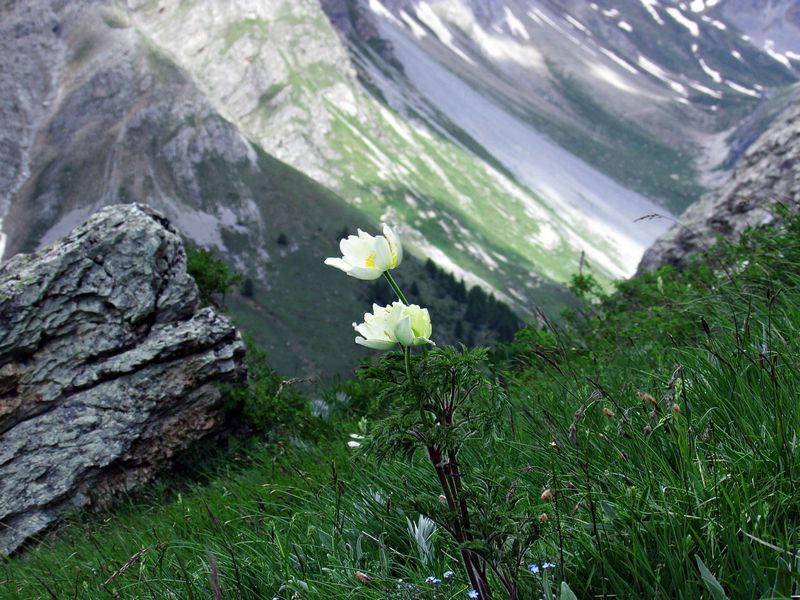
[353, 301, 433, 349]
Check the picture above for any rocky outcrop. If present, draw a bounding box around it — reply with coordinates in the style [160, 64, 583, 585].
[0, 204, 246, 555]
[638, 95, 800, 273]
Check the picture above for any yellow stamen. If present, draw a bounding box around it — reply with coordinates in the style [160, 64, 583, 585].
[365, 252, 376, 268]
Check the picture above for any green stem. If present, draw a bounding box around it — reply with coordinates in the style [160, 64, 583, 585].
[404, 346, 413, 384]
[383, 271, 409, 305]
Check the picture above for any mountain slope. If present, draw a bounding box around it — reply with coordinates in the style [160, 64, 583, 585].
[124, 0, 669, 307]
[126, 0, 799, 294]
[2, 0, 798, 369]
[0, 1, 559, 376]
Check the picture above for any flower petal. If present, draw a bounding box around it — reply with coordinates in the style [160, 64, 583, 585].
[394, 315, 416, 346]
[355, 336, 397, 350]
[382, 225, 403, 268]
[373, 236, 393, 271]
[345, 265, 384, 280]
[324, 257, 352, 273]
[340, 234, 373, 262]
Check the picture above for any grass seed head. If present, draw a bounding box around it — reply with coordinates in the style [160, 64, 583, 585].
[640, 392, 657, 405]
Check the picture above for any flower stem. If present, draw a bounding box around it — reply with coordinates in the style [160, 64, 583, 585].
[404, 346, 413, 384]
[383, 271, 409, 305]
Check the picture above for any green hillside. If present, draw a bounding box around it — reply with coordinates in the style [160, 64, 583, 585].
[185, 144, 569, 377]
[3, 214, 799, 598]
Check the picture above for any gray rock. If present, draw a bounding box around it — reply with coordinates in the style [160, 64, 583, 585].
[638, 95, 800, 273]
[0, 204, 245, 555]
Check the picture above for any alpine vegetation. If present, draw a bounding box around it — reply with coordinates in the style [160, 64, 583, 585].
[326, 225, 547, 599]
[5, 215, 800, 599]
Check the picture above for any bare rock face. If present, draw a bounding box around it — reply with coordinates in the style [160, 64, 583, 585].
[0, 204, 246, 555]
[638, 96, 800, 273]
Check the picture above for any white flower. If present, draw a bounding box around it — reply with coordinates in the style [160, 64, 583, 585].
[353, 301, 433, 349]
[324, 225, 403, 280]
[347, 441, 361, 448]
[391, 303, 432, 347]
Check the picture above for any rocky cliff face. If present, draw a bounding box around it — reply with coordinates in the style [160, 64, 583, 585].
[638, 92, 800, 272]
[0, 204, 246, 555]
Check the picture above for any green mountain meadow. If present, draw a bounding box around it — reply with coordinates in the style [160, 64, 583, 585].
[3, 211, 798, 598]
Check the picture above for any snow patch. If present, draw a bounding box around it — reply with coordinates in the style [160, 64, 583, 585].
[530, 223, 560, 250]
[564, 15, 591, 36]
[526, 9, 543, 25]
[239, 134, 259, 168]
[368, 0, 401, 25]
[689, 81, 723, 98]
[600, 47, 639, 74]
[725, 80, 761, 97]
[763, 40, 792, 68]
[665, 7, 700, 37]
[400, 10, 427, 39]
[640, 0, 664, 25]
[698, 57, 722, 83]
[380, 105, 418, 147]
[617, 21, 633, 32]
[590, 63, 641, 94]
[638, 55, 688, 95]
[700, 15, 726, 30]
[415, 2, 474, 64]
[323, 82, 358, 117]
[504, 7, 529, 40]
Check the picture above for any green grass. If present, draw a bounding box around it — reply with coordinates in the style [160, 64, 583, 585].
[3, 217, 799, 598]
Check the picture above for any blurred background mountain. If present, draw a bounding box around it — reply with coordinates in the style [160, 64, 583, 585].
[1, 0, 798, 374]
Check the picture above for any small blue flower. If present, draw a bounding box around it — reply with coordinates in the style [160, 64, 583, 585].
[543, 562, 556, 570]
[425, 576, 442, 584]
[528, 563, 540, 574]
[468, 590, 479, 599]
[443, 570, 455, 579]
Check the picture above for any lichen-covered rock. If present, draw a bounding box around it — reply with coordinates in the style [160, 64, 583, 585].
[0, 204, 245, 555]
[638, 96, 800, 273]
